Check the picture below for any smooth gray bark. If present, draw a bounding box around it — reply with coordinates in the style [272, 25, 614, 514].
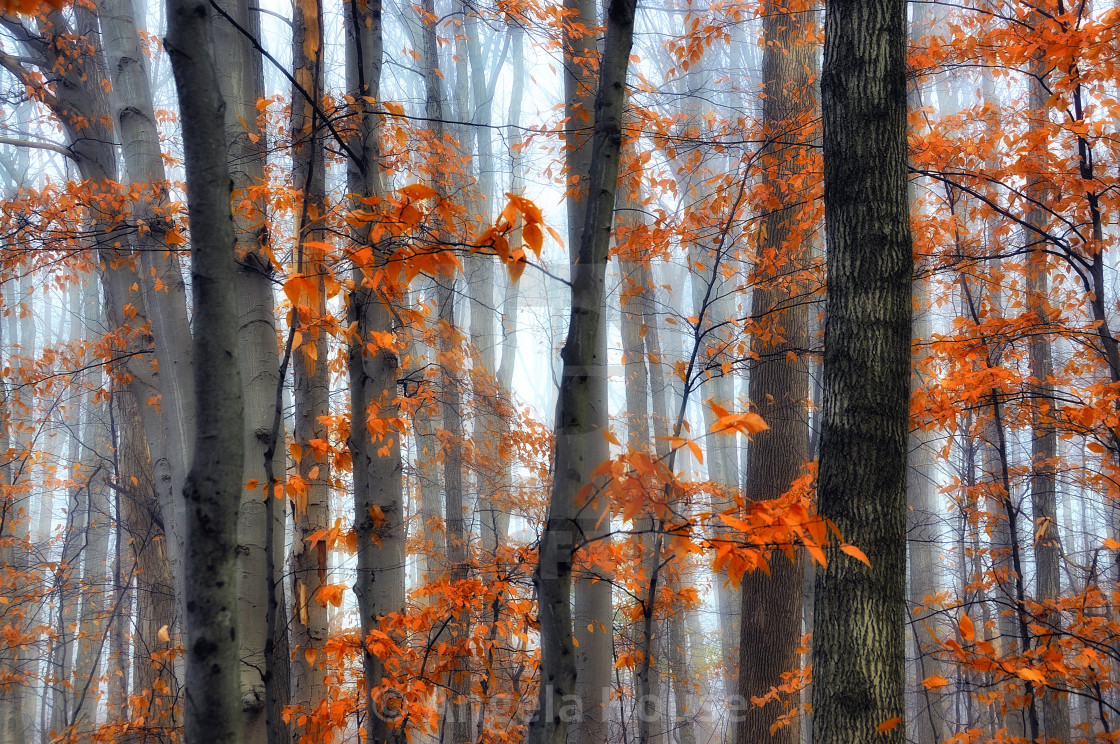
[344, 1, 406, 740]
[527, 2, 637, 744]
[207, 0, 290, 734]
[164, 0, 246, 737]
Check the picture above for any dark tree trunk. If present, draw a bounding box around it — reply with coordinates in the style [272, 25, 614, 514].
[811, 0, 912, 739]
[164, 0, 245, 739]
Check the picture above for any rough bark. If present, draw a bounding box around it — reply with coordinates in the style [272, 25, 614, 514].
[164, 0, 246, 738]
[116, 384, 178, 737]
[811, 0, 912, 739]
[737, 2, 815, 740]
[527, 2, 637, 744]
[1024, 59, 1070, 744]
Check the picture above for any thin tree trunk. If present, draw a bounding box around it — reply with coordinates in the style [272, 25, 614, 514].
[487, 23, 526, 555]
[527, 2, 637, 743]
[344, 0, 406, 740]
[164, 0, 246, 736]
[116, 383, 178, 737]
[1024, 53, 1070, 744]
[49, 285, 85, 737]
[737, 1, 816, 739]
[907, 283, 947, 744]
[568, 0, 617, 736]
[0, 276, 28, 744]
[207, 0, 290, 735]
[71, 281, 112, 736]
[288, 0, 331, 732]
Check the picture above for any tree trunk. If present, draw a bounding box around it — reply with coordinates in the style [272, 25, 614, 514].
[487, 23, 526, 556]
[568, 1, 616, 736]
[737, 2, 816, 740]
[344, 0, 406, 740]
[116, 383, 178, 737]
[619, 243, 663, 744]
[0, 276, 29, 744]
[811, 0, 912, 739]
[98, 0, 197, 623]
[907, 283, 947, 744]
[71, 281, 112, 736]
[1024, 54, 1070, 744]
[207, 0, 290, 735]
[288, 0, 331, 732]
[164, 0, 246, 738]
[527, 2, 637, 744]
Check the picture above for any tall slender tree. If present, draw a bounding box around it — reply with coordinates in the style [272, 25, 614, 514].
[737, 0, 817, 738]
[528, 1, 637, 744]
[164, 0, 246, 736]
[344, 0, 406, 741]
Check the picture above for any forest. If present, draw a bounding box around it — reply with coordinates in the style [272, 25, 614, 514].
[0, 0, 1116, 738]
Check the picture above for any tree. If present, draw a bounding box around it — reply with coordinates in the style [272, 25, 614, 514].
[163, 0, 245, 739]
[737, 0, 818, 738]
[528, 2, 637, 744]
[811, 0, 912, 741]
[343, 1, 406, 742]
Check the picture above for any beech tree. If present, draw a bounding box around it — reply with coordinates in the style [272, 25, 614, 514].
[528, 1, 637, 743]
[164, 0, 245, 739]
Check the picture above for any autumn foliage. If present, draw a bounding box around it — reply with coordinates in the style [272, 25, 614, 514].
[2, 0, 1120, 740]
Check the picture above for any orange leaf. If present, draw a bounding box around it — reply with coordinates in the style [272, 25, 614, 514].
[398, 183, 438, 201]
[840, 544, 871, 567]
[805, 543, 827, 568]
[523, 221, 544, 256]
[876, 718, 902, 733]
[1103, 538, 1120, 550]
[921, 675, 949, 690]
[157, 625, 170, 643]
[508, 254, 528, 283]
[959, 612, 974, 642]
